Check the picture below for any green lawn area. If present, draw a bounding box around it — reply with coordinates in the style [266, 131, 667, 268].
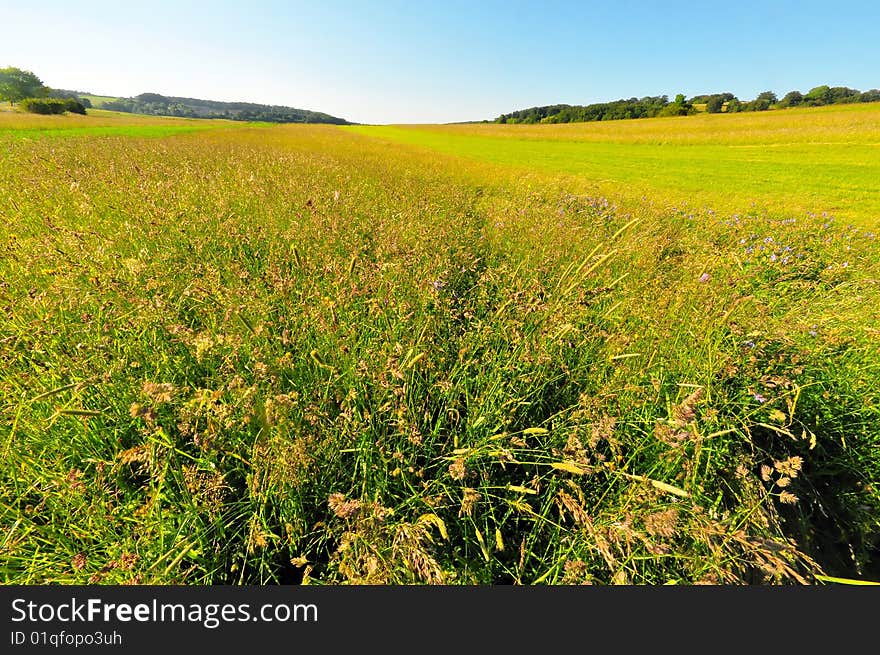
[349, 113, 880, 225]
[79, 94, 120, 108]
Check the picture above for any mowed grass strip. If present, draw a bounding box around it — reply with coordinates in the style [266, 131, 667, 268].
[349, 103, 880, 225]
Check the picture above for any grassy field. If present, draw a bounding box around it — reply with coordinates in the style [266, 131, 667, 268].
[79, 95, 120, 108]
[350, 103, 880, 224]
[0, 108, 239, 139]
[1, 109, 878, 585]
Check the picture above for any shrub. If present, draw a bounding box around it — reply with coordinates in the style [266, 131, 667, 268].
[20, 97, 86, 115]
[64, 98, 87, 114]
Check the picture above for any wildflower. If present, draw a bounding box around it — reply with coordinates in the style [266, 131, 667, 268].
[698, 272, 710, 283]
[753, 393, 767, 403]
[770, 253, 778, 262]
[743, 340, 756, 349]
[764, 237, 774, 244]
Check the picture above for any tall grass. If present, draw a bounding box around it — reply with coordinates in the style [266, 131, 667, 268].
[1, 116, 878, 585]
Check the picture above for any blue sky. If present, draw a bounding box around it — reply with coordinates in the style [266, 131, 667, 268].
[3, 1, 878, 123]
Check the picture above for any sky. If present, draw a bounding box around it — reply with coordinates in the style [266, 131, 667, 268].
[2, 1, 879, 124]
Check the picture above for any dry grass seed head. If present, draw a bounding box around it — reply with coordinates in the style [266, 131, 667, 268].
[589, 415, 617, 449]
[459, 487, 481, 517]
[774, 456, 803, 478]
[142, 381, 175, 404]
[654, 423, 689, 448]
[557, 490, 590, 526]
[328, 492, 362, 520]
[644, 508, 679, 539]
[672, 388, 703, 427]
[448, 457, 468, 481]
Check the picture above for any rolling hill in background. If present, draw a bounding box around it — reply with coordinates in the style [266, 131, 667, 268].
[52, 89, 350, 124]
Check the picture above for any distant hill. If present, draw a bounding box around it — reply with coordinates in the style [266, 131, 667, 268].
[51, 89, 350, 124]
[49, 89, 117, 108]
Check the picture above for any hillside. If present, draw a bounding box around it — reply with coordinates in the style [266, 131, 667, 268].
[52, 89, 350, 124]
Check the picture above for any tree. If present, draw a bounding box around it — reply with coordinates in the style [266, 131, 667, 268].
[860, 89, 880, 103]
[804, 85, 831, 106]
[827, 86, 860, 104]
[756, 91, 778, 104]
[705, 96, 725, 113]
[48, 89, 92, 108]
[658, 93, 695, 116]
[779, 91, 803, 107]
[0, 67, 49, 104]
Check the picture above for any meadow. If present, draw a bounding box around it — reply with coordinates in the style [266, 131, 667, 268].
[351, 103, 880, 224]
[1, 107, 878, 585]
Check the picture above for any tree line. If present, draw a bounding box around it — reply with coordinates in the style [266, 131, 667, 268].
[496, 85, 880, 124]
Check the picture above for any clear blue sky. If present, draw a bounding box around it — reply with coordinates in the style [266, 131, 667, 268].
[3, 0, 878, 124]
